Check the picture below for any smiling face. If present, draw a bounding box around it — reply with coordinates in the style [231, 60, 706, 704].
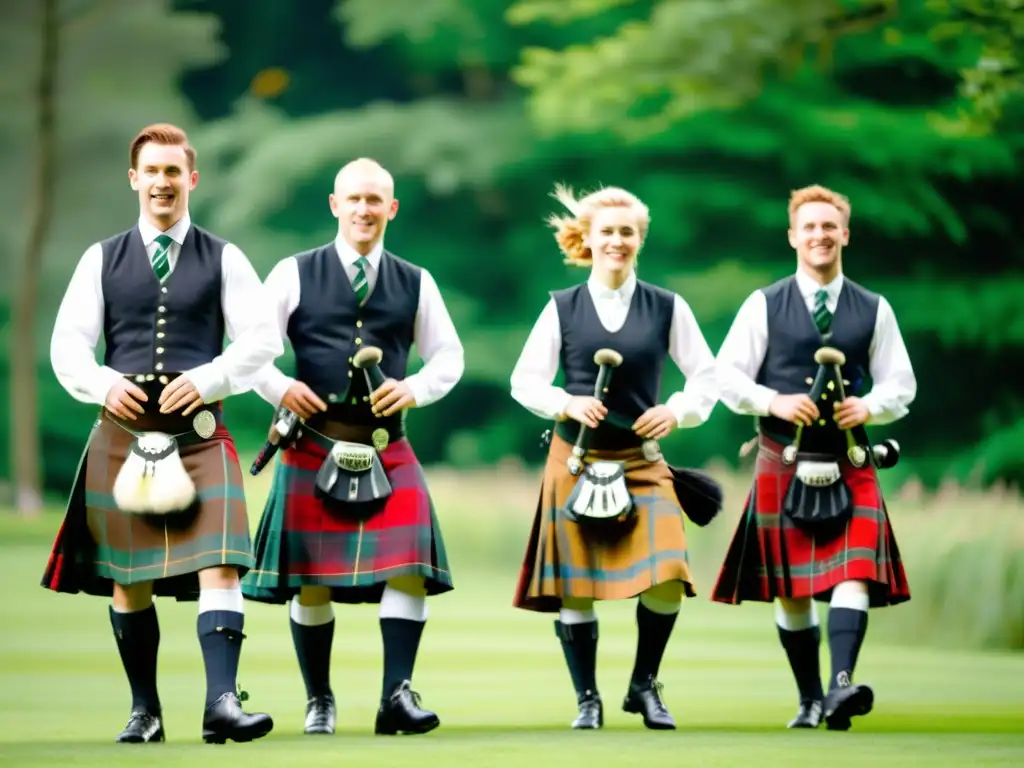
[329, 161, 399, 255]
[587, 206, 642, 277]
[128, 142, 197, 230]
[788, 200, 849, 281]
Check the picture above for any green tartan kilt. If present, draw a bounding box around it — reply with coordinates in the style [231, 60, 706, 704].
[41, 412, 255, 601]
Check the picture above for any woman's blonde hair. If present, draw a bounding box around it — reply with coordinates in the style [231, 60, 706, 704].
[546, 183, 650, 267]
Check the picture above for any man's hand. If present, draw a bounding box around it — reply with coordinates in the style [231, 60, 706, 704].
[561, 396, 607, 429]
[768, 394, 820, 426]
[105, 378, 148, 421]
[632, 405, 677, 440]
[281, 381, 327, 420]
[159, 374, 204, 416]
[834, 396, 870, 429]
[370, 379, 416, 417]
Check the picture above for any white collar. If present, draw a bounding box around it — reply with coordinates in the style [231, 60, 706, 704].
[587, 270, 637, 302]
[795, 269, 843, 300]
[334, 235, 383, 270]
[138, 213, 191, 246]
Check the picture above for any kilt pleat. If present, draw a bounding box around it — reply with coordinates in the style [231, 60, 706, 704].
[41, 413, 255, 601]
[711, 434, 911, 608]
[513, 433, 696, 613]
[241, 432, 453, 605]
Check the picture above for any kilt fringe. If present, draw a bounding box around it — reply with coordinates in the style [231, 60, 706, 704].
[40, 414, 254, 601]
[514, 434, 696, 613]
[241, 433, 453, 605]
[711, 435, 911, 608]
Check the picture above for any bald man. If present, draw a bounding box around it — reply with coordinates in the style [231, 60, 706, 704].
[241, 158, 464, 736]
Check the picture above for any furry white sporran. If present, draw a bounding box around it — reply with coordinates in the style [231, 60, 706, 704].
[562, 460, 634, 525]
[112, 432, 196, 515]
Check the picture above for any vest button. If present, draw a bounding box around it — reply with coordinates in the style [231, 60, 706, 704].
[156, 347, 164, 354]
[158, 318, 166, 326]
[328, 393, 337, 402]
[355, 338, 362, 345]
[155, 363, 164, 371]
[161, 287, 168, 294]
[157, 332, 165, 339]
[356, 320, 362, 328]
[348, 371, 353, 378]
[158, 306, 166, 313]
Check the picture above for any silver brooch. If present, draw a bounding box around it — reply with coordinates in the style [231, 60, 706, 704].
[192, 410, 216, 439]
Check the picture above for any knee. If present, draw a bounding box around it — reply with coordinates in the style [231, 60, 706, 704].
[775, 597, 817, 630]
[197, 565, 240, 590]
[297, 585, 332, 607]
[640, 582, 684, 614]
[385, 575, 427, 598]
[830, 580, 870, 611]
[559, 597, 596, 624]
[112, 581, 154, 612]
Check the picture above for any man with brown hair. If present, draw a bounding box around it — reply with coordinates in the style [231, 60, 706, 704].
[43, 123, 281, 744]
[711, 184, 917, 731]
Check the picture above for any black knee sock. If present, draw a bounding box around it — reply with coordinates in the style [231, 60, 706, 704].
[828, 607, 869, 689]
[554, 620, 599, 699]
[197, 610, 245, 708]
[109, 604, 161, 713]
[380, 618, 425, 701]
[630, 601, 678, 687]
[777, 625, 824, 703]
[290, 618, 335, 699]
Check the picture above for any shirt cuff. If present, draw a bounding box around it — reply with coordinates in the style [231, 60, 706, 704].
[91, 366, 126, 406]
[750, 385, 778, 417]
[184, 362, 227, 404]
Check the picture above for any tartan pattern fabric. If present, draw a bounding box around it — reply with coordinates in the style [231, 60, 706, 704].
[151, 234, 172, 282]
[513, 434, 696, 613]
[41, 414, 255, 601]
[352, 256, 370, 304]
[710, 434, 911, 608]
[812, 288, 831, 333]
[241, 433, 453, 605]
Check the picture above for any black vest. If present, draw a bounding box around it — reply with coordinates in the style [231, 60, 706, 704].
[553, 279, 674, 449]
[286, 244, 421, 425]
[101, 224, 225, 374]
[756, 275, 879, 451]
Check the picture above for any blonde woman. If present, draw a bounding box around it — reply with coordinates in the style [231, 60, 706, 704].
[510, 184, 719, 730]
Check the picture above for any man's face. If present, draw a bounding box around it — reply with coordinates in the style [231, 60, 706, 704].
[789, 201, 849, 273]
[128, 142, 197, 228]
[329, 170, 398, 255]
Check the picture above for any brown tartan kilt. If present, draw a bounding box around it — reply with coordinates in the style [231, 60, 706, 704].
[710, 433, 911, 608]
[41, 407, 254, 601]
[513, 433, 696, 613]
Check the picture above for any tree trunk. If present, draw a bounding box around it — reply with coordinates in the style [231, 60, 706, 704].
[10, 0, 58, 516]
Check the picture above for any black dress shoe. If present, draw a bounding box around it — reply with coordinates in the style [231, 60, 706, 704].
[202, 692, 274, 744]
[824, 673, 874, 731]
[572, 690, 603, 729]
[115, 708, 165, 743]
[787, 699, 823, 728]
[304, 693, 336, 735]
[622, 675, 675, 730]
[374, 680, 440, 735]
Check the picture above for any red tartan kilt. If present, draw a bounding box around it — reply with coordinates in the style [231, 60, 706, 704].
[241, 428, 453, 604]
[711, 435, 911, 607]
[280, 434, 425, 542]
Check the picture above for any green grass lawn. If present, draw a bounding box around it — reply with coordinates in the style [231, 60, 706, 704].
[1, 462, 1022, 766]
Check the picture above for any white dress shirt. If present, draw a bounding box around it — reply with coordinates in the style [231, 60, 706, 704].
[50, 213, 284, 406]
[247, 236, 465, 409]
[509, 271, 719, 427]
[715, 270, 917, 424]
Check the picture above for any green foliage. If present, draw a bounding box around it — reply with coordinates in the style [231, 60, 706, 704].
[926, 0, 1024, 130]
[506, 0, 901, 141]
